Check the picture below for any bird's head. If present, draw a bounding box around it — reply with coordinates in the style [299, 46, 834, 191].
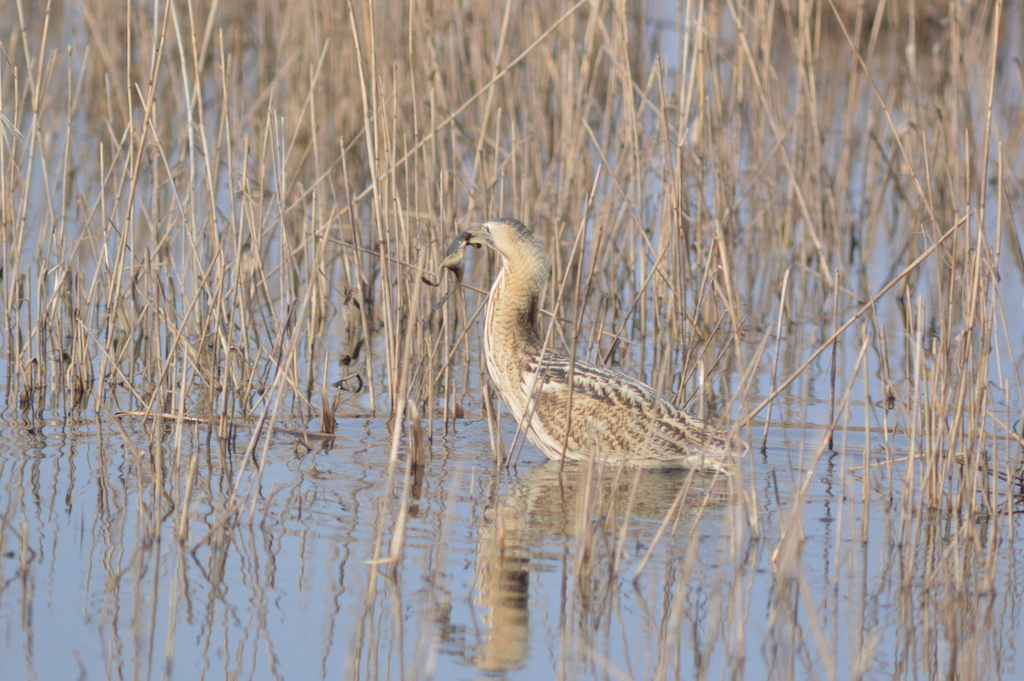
[455, 218, 548, 281]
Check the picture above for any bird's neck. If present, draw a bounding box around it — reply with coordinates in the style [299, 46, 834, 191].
[484, 266, 544, 364]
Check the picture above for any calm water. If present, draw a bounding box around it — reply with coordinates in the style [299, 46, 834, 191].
[1, 384, 1020, 680]
[3, 2, 1024, 679]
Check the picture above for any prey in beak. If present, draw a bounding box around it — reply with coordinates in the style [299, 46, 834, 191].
[423, 228, 487, 310]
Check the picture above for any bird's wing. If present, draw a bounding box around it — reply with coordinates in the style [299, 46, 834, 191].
[519, 355, 735, 468]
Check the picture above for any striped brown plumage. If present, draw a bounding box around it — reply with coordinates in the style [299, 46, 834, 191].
[460, 217, 746, 472]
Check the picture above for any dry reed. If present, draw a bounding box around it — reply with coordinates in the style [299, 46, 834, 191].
[1, 0, 1022, 679]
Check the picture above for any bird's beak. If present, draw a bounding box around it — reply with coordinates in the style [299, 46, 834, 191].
[459, 225, 491, 248]
[438, 226, 489, 269]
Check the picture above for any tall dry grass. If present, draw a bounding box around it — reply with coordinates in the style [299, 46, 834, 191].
[1, 0, 1023, 677]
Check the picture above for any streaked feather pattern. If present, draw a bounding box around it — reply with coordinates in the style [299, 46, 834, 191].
[467, 217, 746, 472]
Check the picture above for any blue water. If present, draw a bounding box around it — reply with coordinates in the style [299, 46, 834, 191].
[1, 398, 1020, 680]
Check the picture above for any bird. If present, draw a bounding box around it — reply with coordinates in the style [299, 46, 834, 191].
[444, 217, 747, 472]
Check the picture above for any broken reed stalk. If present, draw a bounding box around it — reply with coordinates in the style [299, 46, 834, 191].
[827, 270, 839, 451]
[761, 266, 791, 453]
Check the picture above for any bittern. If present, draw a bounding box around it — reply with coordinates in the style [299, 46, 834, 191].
[444, 217, 746, 472]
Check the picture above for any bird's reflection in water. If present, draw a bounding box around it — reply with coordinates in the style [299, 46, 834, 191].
[471, 460, 730, 672]
[473, 499, 531, 672]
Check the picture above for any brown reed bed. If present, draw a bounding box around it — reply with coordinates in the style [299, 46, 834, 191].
[1, 0, 1023, 678]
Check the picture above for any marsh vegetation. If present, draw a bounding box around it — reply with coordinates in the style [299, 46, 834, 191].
[1, 0, 1022, 679]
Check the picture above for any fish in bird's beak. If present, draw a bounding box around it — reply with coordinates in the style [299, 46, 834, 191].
[424, 228, 486, 310]
[438, 226, 490, 269]
[455, 225, 492, 249]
